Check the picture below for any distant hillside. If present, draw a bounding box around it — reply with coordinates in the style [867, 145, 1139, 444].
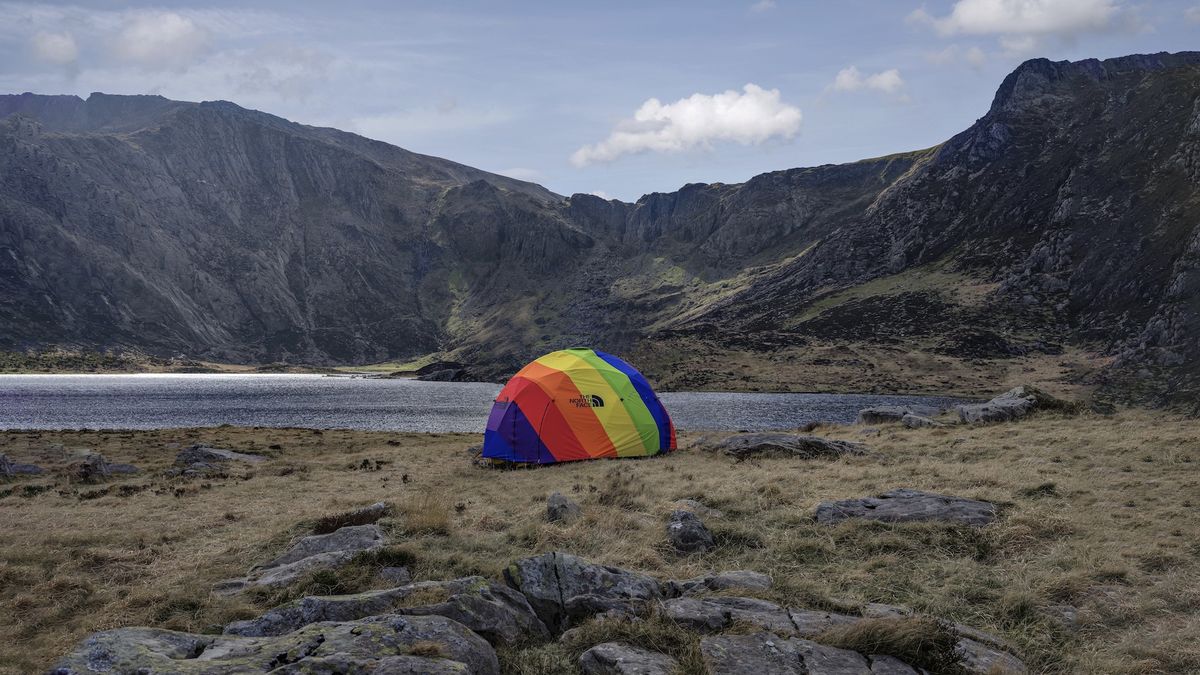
[2, 52, 1199, 408]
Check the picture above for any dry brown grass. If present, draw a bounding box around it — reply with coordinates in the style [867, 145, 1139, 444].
[1, 411, 1198, 673]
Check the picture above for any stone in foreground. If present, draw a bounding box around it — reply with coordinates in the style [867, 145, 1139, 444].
[704, 433, 867, 460]
[579, 642, 678, 675]
[956, 385, 1075, 424]
[504, 552, 662, 632]
[224, 576, 548, 646]
[51, 614, 498, 675]
[667, 509, 715, 553]
[816, 488, 997, 526]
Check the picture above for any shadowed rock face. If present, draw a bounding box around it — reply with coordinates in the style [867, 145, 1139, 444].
[816, 489, 998, 527]
[4, 53, 1200, 405]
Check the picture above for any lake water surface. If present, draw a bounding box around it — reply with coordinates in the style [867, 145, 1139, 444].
[0, 374, 969, 432]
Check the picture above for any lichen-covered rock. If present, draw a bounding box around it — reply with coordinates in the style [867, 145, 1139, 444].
[663, 596, 795, 634]
[816, 489, 997, 526]
[215, 524, 385, 593]
[504, 552, 662, 633]
[667, 570, 771, 596]
[699, 632, 881, 674]
[50, 614, 498, 674]
[579, 642, 678, 675]
[703, 433, 867, 460]
[547, 492, 582, 522]
[667, 509, 715, 553]
[176, 443, 267, 465]
[225, 576, 548, 646]
[956, 385, 1076, 424]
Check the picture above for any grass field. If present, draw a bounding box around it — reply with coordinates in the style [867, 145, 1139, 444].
[1, 411, 1198, 673]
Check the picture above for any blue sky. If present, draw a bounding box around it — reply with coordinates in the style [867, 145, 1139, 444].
[1, 1, 1197, 200]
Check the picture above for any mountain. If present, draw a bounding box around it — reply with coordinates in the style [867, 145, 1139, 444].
[2, 52, 1198, 408]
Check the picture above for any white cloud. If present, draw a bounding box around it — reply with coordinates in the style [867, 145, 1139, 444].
[830, 66, 905, 94]
[570, 84, 801, 166]
[750, 0, 777, 12]
[496, 167, 543, 182]
[926, 44, 987, 68]
[910, 0, 1134, 53]
[111, 11, 210, 70]
[1186, 5, 1200, 23]
[30, 30, 77, 65]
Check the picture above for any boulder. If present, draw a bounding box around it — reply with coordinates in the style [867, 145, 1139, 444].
[0, 453, 43, 477]
[579, 642, 678, 675]
[175, 443, 266, 465]
[699, 632, 892, 675]
[51, 614, 499, 675]
[816, 489, 997, 527]
[66, 452, 112, 483]
[667, 509, 715, 553]
[667, 570, 771, 596]
[547, 492, 582, 522]
[215, 524, 385, 593]
[901, 413, 942, 429]
[703, 433, 867, 460]
[867, 654, 923, 674]
[225, 576, 547, 646]
[956, 385, 1076, 424]
[857, 405, 938, 425]
[504, 552, 663, 632]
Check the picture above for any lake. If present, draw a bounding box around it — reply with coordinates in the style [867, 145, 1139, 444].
[0, 374, 969, 432]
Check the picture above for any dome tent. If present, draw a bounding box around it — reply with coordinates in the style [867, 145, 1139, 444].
[482, 348, 676, 464]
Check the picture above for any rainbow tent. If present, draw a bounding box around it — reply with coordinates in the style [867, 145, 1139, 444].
[482, 348, 676, 464]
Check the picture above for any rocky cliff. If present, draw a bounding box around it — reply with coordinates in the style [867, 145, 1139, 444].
[2, 52, 1198, 407]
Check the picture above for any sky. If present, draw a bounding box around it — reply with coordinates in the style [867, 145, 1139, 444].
[1, 1, 1197, 201]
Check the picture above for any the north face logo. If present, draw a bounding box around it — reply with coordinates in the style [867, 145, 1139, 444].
[569, 394, 605, 408]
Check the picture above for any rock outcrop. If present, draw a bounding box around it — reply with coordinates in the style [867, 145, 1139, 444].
[858, 405, 939, 425]
[816, 489, 997, 526]
[701, 433, 867, 460]
[504, 552, 663, 632]
[215, 524, 385, 593]
[169, 444, 266, 478]
[224, 576, 548, 646]
[956, 385, 1077, 424]
[50, 614, 500, 675]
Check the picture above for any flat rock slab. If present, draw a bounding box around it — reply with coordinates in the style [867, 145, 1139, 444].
[51, 614, 499, 675]
[224, 576, 548, 646]
[0, 453, 43, 477]
[700, 632, 916, 675]
[216, 524, 385, 594]
[504, 552, 663, 633]
[816, 489, 997, 526]
[662, 596, 859, 637]
[176, 444, 267, 465]
[580, 642, 678, 675]
[704, 433, 867, 460]
[901, 413, 943, 429]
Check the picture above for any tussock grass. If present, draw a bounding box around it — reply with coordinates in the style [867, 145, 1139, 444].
[0, 411, 1198, 673]
[816, 616, 961, 673]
